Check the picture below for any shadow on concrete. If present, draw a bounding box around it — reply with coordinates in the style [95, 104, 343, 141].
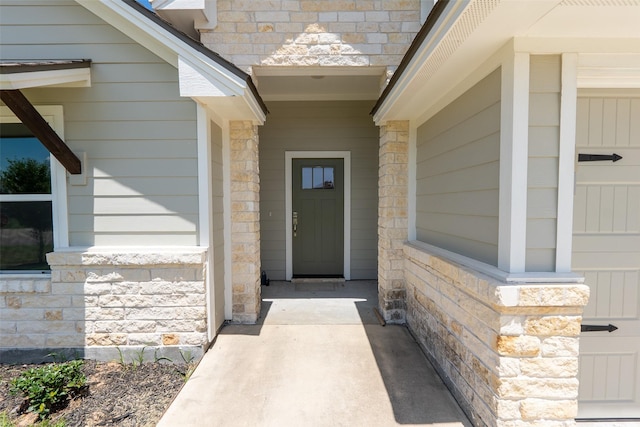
[354, 304, 472, 426]
[256, 280, 471, 426]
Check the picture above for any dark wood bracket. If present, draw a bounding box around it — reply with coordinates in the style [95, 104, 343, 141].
[1, 89, 81, 174]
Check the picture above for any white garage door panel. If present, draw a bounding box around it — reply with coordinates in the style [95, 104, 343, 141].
[574, 253, 639, 268]
[578, 344, 640, 419]
[573, 235, 640, 253]
[581, 270, 639, 320]
[574, 95, 640, 419]
[574, 185, 640, 233]
[576, 164, 640, 184]
[579, 347, 637, 401]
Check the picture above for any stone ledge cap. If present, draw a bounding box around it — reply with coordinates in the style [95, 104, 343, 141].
[47, 247, 207, 266]
[404, 241, 590, 308]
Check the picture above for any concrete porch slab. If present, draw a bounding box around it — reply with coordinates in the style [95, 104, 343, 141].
[157, 281, 471, 427]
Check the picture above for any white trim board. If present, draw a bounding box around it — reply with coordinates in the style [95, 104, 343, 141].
[555, 53, 578, 273]
[222, 120, 233, 321]
[498, 52, 529, 273]
[285, 151, 351, 281]
[0, 105, 69, 250]
[196, 104, 217, 340]
[407, 240, 584, 285]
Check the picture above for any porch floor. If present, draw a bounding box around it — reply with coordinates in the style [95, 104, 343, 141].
[157, 280, 471, 426]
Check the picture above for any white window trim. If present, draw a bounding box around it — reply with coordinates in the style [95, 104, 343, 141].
[285, 151, 351, 281]
[1, 105, 69, 274]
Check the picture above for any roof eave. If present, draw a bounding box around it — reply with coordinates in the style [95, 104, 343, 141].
[371, 0, 452, 121]
[0, 60, 92, 90]
[75, 0, 267, 121]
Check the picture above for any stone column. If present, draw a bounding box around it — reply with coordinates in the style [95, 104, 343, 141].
[378, 121, 409, 322]
[403, 243, 590, 426]
[229, 121, 261, 323]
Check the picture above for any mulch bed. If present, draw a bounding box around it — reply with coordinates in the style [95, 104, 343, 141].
[0, 360, 189, 426]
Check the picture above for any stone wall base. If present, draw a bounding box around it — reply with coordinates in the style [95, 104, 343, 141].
[403, 241, 589, 427]
[0, 345, 204, 365]
[1, 249, 209, 364]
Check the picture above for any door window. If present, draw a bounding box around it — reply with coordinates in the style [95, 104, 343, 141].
[301, 166, 334, 190]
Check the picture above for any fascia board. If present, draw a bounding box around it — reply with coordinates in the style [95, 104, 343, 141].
[75, 0, 246, 95]
[193, 95, 265, 124]
[373, 1, 465, 124]
[180, 56, 265, 121]
[178, 56, 242, 97]
[0, 67, 91, 90]
[242, 86, 267, 124]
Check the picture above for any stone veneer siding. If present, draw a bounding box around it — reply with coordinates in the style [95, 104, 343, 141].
[404, 242, 590, 427]
[201, 0, 422, 74]
[378, 121, 409, 322]
[0, 250, 208, 363]
[230, 121, 262, 323]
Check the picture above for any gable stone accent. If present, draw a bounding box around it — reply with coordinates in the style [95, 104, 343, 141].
[200, 0, 422, 75]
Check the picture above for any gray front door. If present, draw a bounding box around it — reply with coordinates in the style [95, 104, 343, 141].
[292, 158, 344, 277]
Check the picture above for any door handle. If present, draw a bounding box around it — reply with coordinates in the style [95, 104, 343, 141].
[293, 211, 298, 237]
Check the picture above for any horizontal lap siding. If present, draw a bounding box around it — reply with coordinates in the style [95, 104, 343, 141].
[0, 2, 198, 246]
[259, 101, 378, 280]
[416, 68, 501, 266]
[527, 55, 561, 271]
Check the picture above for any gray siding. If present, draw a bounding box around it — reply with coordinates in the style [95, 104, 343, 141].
[259, 101, 379, 280]
[526, 55, 561, 271]
[0, 2, 198, 246]
[416, 68, 501, 266]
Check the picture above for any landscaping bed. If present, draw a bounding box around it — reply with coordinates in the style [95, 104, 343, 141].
[0, 360, 190, 427]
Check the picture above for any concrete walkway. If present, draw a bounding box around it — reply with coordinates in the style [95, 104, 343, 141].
[157, 281, 472, 427]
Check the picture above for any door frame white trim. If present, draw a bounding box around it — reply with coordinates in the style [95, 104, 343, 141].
[285, 151, 351, 281]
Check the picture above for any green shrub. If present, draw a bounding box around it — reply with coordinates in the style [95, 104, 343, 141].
[0, 412, 13, 427]
[9, 360, 86, 420]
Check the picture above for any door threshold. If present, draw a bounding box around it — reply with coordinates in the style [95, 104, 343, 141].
[291, 277, 345, 284]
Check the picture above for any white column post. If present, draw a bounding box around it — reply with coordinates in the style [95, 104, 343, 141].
[498, 52, 530, 273]
[555, 53, 578, 273]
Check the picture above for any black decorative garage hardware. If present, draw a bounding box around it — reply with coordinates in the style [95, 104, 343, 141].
[578, 153, 623, 162]
[581, 324, 618, 332]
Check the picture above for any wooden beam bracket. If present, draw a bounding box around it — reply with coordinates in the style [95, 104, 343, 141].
[1, 89, 81, 174]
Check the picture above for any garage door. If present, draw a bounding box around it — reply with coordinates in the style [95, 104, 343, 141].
[573, 95, 640, 419]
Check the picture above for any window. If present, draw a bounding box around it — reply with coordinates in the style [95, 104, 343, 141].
[301, 166, 335, 190]
[0, 107, 67, 272]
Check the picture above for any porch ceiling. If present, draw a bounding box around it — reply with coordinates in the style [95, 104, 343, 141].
[253, 67, 386, 102]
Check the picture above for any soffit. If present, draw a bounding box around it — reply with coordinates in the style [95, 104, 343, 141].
[374, 0, 640, 123]
[0, 60, 91, 90]
[252, 66, 386, 102]
[256, 75, 383, 101]
[523, 0, 640, 38]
